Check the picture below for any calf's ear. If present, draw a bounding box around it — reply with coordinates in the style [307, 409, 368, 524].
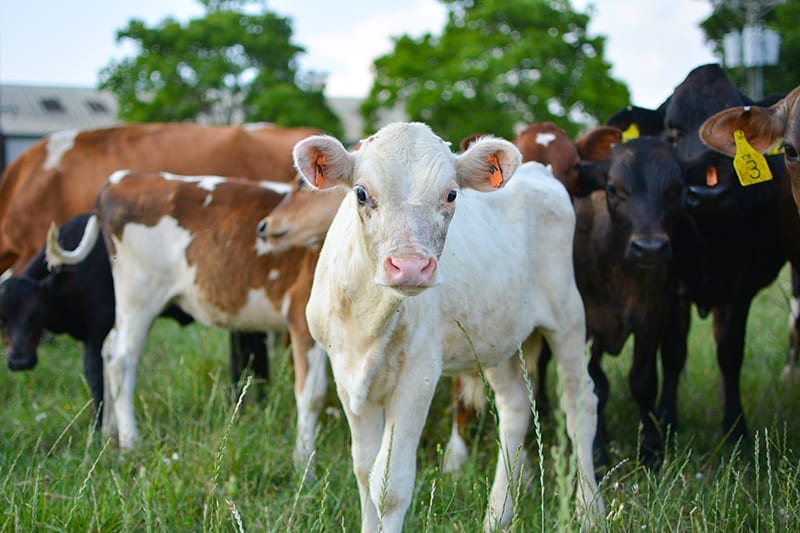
[455, 137, 521, 192]
[293, 135, 355, 191]
[700, 104, 787, 157]
[575, 126, 622, 162]
[575, 160, 609, 197]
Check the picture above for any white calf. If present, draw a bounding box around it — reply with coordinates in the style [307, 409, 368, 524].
[299, 122, 602, 531]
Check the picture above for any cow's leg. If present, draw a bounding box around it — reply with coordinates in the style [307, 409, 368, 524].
[658, 292, 690, 439]
[443, 377, 469, 473]
[287, 323, 328, 477]
[546, 298, 603, 524]
[713, 299, 752, 442]
[339, 400, 383, 533]
[535, 341, 552, 414]
[360, 357, 440, 533]
[82, 333, 106, 430]
[783, 266, 800, 382]
[482, 356, 531, 531]
[629, 326, 662, 468]
[587, 343, 610, 470]
[228, 331, 269, 401]
[103, 310, 154, 449]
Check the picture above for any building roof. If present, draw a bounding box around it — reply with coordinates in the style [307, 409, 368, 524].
[0, 84, 404, 144]
[0, 84, 119, 136]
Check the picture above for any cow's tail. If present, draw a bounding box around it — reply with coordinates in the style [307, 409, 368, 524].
[45, 214, 100, 270]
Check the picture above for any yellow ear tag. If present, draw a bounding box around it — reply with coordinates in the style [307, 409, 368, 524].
[488, 154, 504, 188]
[733, 129, 772, 187]
[314, 155, 326, 188]
[622, 123, 640, 142]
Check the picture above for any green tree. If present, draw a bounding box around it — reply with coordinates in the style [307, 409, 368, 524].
[700, 0, 800, 99]
[99, 0, 343, 138]
[360, 0, 629, 143]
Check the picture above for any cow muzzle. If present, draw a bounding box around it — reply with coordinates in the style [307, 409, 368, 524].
[7, 350, 38, 371]
[380, 255, 440, 293]
[626, 235, 671, 269]
[683, 184, 733, 214]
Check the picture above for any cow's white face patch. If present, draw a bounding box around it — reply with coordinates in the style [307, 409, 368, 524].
[268, 269, 280, 281]
[535, 132, 557, 147]
[44, 129, 79, 170]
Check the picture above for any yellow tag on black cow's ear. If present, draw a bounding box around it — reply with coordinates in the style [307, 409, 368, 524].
[733, 129, 773, 187]
[622, 123, 640, 142]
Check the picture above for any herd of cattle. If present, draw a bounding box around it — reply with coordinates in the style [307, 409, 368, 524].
[1, 62, 800, 530]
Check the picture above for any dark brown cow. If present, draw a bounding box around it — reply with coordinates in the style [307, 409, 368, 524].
[46, 172, 327, 475]
[574, 138, 685, 467]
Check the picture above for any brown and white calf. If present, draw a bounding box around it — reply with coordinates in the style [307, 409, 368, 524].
[45, 171, 327, 472]
[299, 122, 602, 532]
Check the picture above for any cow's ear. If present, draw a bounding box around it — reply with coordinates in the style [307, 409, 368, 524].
[700, 104, 786, 157]
[575, 160, 609, 197]
[293, 135, 355, 191]
[455, 137, 521, 192]
[575, 126, 622, 162]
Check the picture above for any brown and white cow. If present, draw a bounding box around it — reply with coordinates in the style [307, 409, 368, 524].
[0, 122, 320, 274]
[1, 122, 319, 409]
[45, 171, 327, 473]
[513, 121, 622, 196]
[298, 122, 602, 531]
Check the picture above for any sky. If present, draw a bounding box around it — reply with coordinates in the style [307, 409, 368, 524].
[0, 0, 718, 109]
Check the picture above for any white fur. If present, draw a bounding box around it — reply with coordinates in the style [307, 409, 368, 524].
[303, 123, 602, 532]
[535, 131, 557, 146]
[44, 129, 78, 171]
[109, 169, 131, 184]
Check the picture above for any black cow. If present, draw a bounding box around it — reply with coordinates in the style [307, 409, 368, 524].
[658, 64, 800, 444]
[574, 138, 685, 468]
[0, 213, 268, 425]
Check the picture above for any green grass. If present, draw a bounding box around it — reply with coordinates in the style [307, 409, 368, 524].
[2, 266, 800, 530]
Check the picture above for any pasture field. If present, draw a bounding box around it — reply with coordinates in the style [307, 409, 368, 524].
[2, 267, 800, 531]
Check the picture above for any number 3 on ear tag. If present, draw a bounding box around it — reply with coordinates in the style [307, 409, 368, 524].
[733, 129, 772, 186]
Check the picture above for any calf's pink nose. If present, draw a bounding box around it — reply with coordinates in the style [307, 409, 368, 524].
[384, 255, 437, 288]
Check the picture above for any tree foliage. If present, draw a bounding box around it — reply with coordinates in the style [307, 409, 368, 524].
[700, 0, 800, 98]
[360, 0, 630, 143]
[99, 0, 343, 138]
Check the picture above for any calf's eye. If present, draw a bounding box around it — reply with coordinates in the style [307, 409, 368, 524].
[784, 143, 799, 160]
[354, 184, 369, 205]
[447, 189, 457, 203]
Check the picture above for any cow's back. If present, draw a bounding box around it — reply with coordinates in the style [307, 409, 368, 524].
[0, 123, 319, 273]
[100, 173, 306, 330]
[436, 162, 578, 371]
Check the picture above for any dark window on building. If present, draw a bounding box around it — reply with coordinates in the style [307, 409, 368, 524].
[86, 100, 109, 113]
[41, 98, 64, 112]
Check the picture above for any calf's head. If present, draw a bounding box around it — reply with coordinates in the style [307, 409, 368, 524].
[257, 175, 346, 253]
[700, 85, 800, 209]
[0, 277, 46, 370]
[293, 122, 521, 294]
[588, 138, 684, 269]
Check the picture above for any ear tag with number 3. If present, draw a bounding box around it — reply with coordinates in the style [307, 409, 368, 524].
[733, 129, 772, 186]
